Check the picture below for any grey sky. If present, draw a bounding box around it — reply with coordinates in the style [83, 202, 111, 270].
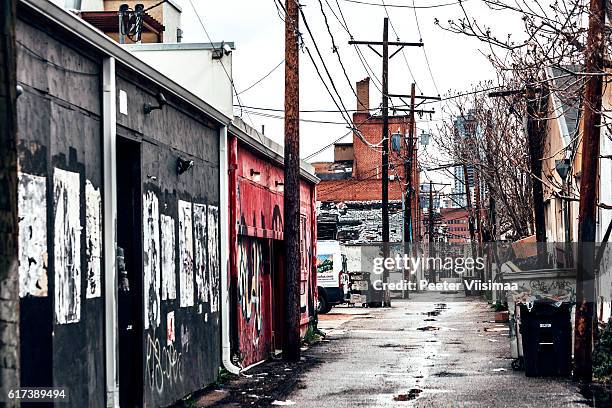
[176, 0, 524, 184]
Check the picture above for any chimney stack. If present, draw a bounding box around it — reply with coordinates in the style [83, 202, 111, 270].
[356, 77, 370, 114]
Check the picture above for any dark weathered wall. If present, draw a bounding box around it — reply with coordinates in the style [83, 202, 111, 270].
[116, 71, 221, 407]
[16, 15, 105, 408]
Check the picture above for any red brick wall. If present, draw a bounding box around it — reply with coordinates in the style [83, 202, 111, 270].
[317, 178, 405, 201]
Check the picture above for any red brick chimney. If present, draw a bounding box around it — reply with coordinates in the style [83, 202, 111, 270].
[356, 77, 370, 113]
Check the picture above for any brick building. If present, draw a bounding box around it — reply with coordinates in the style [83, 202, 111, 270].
[314, 78, 421, 243]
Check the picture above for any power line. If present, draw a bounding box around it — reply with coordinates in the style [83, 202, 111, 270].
[237, 59, 285, 95]
[317, 0, 359, 100]
[341, 0, 465, 8]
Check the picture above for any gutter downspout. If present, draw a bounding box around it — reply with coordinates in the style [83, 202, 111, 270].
[220, 125, 241, 375]
[102, 57, 119, 408]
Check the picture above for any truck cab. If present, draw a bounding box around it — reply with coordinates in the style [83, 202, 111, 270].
[316, 240, 347, 314]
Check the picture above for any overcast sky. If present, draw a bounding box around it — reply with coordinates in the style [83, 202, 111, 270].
[174, 0, 524, 184]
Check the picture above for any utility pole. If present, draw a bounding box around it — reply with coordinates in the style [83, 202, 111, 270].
[525, 85, 547, 245]
[473, 169, 485, 281]
[389, 87, 439, 244]
[404, 84, 416, 244]
[0, 0, 20, 398]
[381, 18, 389, 243]
[349, 19, 423, 244]
[428, 181, 435, 283]
[488, 87, 547, 244]
[463, 165, 477, 248]
[574, 0, 607, 383]
[283, 0, 301, 362]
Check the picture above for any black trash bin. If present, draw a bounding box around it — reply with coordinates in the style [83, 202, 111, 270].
[519, 300, 572, 377]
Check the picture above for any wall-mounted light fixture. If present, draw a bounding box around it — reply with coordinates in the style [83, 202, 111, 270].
[275, 181, 284, 192]
[144, 91, 167, 114]
[177, 157, 194, 175]
[212, 41, 233, 60]
[555, 158, 571, 181]
[250, 169, 261, 182]
[16, 85, 23, 98]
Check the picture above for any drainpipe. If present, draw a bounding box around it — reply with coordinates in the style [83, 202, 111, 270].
[102, 57, 119, 408]
[220, 125, 240, 375]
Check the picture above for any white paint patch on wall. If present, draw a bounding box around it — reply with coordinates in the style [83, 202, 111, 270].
[143, 191, 161, 329]
[85, 180, 102, 298]
[53, 168, 81, 324]
[178, 200, 194, 307]
[18, 173, 48, 298]
[207, 205, 220, 313]
[193, 203, 208, 304]
[161, 214, 176, 300]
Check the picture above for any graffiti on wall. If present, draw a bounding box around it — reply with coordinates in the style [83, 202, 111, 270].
[193, 203, 209, 304]
[238, 237, 264, 341]
[207, 205, 220, 313]
[146, 329, 183, 394]
[143, 191, 161, 329]
[178, 200, 194, 307]
[161, 214, 176, 300]
[167, 311, 175, 344]
[53, 168, 81, 324]
[18, 173, 48, 298]
[85, 180, 102, 298]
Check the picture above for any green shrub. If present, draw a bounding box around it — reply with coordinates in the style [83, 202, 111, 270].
[593, 320, 612, 382]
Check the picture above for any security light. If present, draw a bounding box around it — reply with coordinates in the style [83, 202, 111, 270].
[276, 181, 284, 192]
[177, 157, 194, 175]
[144, 91, 167, 114]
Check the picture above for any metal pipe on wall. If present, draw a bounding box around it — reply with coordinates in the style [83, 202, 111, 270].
[102, 56, 119, 408]
[220, 125, 241, 375]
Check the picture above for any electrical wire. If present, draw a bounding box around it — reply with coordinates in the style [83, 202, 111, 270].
[236, 59, 285, 95]
[341, 0, 466, 9]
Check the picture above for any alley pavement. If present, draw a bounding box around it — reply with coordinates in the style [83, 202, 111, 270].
[196, 293, 600, 407]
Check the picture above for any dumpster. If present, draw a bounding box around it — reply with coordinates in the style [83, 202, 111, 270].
[519, 300, 572, 377]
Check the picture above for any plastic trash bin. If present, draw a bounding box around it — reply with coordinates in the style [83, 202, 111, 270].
[519, 300, 572, 377]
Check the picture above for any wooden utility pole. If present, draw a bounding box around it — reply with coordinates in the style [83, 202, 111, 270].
[525, 85, 547, 244]
[404, 83, 416, 244]
[381, 18, 390, 243]
[0, 0, 19, 398]
[463, 165, 477, 246]
[283, 0, 301, 362]
[428, 181, 434, 243]
[390, 88, 439, 244]
[349, 19, 423, 244]
[574, 0, 607, 383]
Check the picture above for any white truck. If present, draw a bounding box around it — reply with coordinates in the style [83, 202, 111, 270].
[316, 240, 347, 314]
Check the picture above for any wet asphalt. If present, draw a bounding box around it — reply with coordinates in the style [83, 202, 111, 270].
[282, 292, 592, 408]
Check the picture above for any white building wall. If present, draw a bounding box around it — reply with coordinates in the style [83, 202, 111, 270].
[124, 43, 234, 118]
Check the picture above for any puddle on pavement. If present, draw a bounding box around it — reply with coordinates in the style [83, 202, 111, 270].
[433, 371, 467, 377]
[434, 303, 447, 309]
[378, 343, 418, 351]
[394, 388, 422, 401]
